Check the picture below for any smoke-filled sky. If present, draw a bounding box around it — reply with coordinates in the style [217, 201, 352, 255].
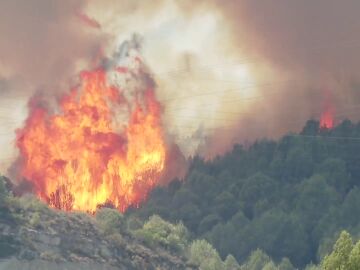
[1, 0, 360, 172]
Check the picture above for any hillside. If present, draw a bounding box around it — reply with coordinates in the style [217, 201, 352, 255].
[131, 120, 360, 268]
[0, 189, 195, 270]
[2, 119, 360, 269]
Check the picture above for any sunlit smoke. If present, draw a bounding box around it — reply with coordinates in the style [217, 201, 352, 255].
[1, 0, 360, 176]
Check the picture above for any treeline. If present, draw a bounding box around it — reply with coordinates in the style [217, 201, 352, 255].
[1, 119, 360, 269]
[129, 120, 360, 268]
[1, 141, 360, 270]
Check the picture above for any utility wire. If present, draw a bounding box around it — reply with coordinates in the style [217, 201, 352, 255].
[152, 39, 360, 77]
[157, 79, 293, 103]
[166, 107, 360, 132]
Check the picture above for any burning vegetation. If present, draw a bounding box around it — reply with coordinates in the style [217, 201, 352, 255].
[320, 90, 335, 129]
[16, 54, 167, 212]
[320, 107, 335, 129]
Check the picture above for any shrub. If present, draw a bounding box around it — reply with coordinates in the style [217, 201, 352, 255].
[40, 251, 61, 261]
[189, 239, 223, 270]
[29, 212, 41, 228]
[134, 215, 189, 252]
[18, 194, 50, 213]
[96, 208, 125, 234]
[106, 232, 125, 248]
[125, 215, 143, 231]
[0, 176, 10, 207]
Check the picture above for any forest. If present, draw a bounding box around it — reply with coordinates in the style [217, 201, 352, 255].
[1, 119, 360, 269]
[128, 119, 360, 268]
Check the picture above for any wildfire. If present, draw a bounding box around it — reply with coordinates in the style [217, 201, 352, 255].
[320, 107, 334, 129]
[16, 67, 166, 212]
[320, 89, 335, 129]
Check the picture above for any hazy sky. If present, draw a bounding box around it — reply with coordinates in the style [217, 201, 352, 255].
[1, 0, 360, 172]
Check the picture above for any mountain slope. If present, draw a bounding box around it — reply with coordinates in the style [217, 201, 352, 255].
[0, 194, 195, 270]
[132, 120, 360, 267]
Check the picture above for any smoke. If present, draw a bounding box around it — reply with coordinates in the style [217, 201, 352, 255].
[2, 0, 360, 172]
[86, 0, 261, 156]
[132, 0, 360, 157]
[0, 0, 105, 88]
[193, 0, 360, 156]
[0, 0, 105, 171]
[213, 0, 360, 73]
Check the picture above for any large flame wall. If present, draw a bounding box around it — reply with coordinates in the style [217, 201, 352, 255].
[16, 69, 166, 212]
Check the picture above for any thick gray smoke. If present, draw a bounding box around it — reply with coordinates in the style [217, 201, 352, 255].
[2, 0, 360, 172]
[0, 0, 105, 89]
[0, 0, 105, 171]
[179, 0, 360, 156]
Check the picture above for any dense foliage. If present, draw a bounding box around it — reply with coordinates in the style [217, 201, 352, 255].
[130, 120, 360, 268]
[2, 119, 360, 269]
[0, 179, 278, 269]
[321, 231, 360, 270]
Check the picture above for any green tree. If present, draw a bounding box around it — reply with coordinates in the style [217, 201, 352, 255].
[125, 215, 143, 231]
[262, 261, 278, 270]
[208, 222, 238, 260]
[284, 146, 314, 180]
[322, 231, 353, 270]
[133, 120, 360, 268]
[177, 202, 202, 232]
[0, 176, 9, 207]
[189, 239, 223, 270]
[198, 214, 222, 235]
[301, 120, 320, 136]
[278, 258, 295, 270]
[317, 158, 350, 194]
[348, 241, 360, 270]
[240, 173, 277, 218]
[135, 215, 189, 252]
[96, 207, 125, 234]
[224, 254, 241, 270]
[304, 264, 320, 270]
[295, 175, 339, 230]
[214, 191, 237, 220]
[244, 249, 271, 270]
[248, 210, 309, 266]
[339, 187, 360, 227]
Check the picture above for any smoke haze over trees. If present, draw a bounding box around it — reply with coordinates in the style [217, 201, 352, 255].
[2, 1, 360, 169]
[2, 119, 360, 269]
[2, 1, 360, 270]
[131, 119, 360, 268]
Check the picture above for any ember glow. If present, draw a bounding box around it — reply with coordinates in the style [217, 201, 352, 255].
[320, 90, 335, 129]
[16, 67, 166, 212]
[320, 107, 334, 129]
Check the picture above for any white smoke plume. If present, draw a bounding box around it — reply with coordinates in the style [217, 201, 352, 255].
[2, 0, 360, 173]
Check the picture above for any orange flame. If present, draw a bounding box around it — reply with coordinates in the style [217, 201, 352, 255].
[320, 107, 334, 129]
[16, 69, 166, 212]
[320, 89, 335, 129]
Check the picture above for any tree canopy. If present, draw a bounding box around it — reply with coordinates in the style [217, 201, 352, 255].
[130, 120, 360, 268]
